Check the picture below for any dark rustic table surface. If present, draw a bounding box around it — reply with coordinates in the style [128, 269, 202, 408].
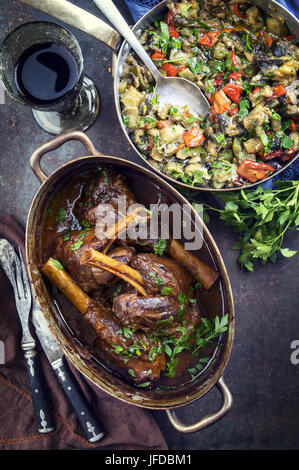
[0, 0, 298, 451]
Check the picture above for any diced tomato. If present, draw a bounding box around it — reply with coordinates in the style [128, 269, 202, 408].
[183, 127, 205, 147]
[210, 90, 232, 114]
[169, 25, 179, 38]
[230, 51, 239, 66]
[223, 83, 243, 104]
[234, 2, 245, 18]
[151, 51, 166, 60]
[164, 10, 175, 25]
[162, 62, 178, 77]
[285, 34, 296, 41]
[272, 85, 287, 98]
[156, 120, 173, 130]
[290, 120, 296, 132]
[228, 104, 239, 116]
[228, 72, 242, 81]
[237, 160, 275, 183]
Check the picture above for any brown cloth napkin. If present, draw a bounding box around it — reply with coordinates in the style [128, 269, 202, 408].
[0, 214, 168, 451]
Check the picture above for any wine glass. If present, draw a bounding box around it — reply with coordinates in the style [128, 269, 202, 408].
[0, 21, 100, 135]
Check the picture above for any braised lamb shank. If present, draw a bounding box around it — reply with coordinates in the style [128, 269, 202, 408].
[42, 168, 219, 386]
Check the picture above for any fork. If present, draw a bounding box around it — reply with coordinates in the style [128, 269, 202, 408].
[0, 239, 54, 433]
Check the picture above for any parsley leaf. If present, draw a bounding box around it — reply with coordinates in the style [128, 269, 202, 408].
[153, 238, 167, 255]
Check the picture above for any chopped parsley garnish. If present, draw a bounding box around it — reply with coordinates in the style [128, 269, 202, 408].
[55, 208, 67, 223]
[153, 238, 167, 255]
[51, 259, 64, 270]
[71, 239, 83, 251]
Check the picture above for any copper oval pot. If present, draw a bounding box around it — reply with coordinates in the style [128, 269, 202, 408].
[25, 131, 235, 432]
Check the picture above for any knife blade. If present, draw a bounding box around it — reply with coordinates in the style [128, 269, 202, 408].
[31, 297, 106, 443]
[0, 239, 54, 433]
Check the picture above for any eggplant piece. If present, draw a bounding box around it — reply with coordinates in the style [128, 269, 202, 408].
[271, 39, 293, 58]
[271, 136, 282, 151]
[280, 103, 299, 119]
[253, 55, 284, 75]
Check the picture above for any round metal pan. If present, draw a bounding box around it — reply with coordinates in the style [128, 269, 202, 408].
[21, 0, 299, 192]
[25, 130, 235, 433]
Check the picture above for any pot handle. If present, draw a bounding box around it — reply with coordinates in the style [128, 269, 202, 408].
[30, 131, 101, 184]
[19, 0, 121, 51]
[166, 376, 233, 433]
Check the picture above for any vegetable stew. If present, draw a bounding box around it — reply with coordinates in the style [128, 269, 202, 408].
[119, 0, 299, 189]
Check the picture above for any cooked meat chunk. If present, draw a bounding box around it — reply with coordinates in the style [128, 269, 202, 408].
[113, 293, 180, 331]
[131, 253, 192, 296]
[55, 228, 135, 292]
[82, 169, 137, 226]
[84, 302, 166, 383]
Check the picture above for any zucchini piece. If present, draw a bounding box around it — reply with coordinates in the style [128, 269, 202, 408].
[232, 137, 243, 157]
[121, 86, 145, 108]
[243, 137, 263, 153]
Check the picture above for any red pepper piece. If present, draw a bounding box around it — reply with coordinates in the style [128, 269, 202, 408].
[258, 149, 282, 161]
[280, 148, 296, 162]
[290, 120, 296, 132]
[146, 135, 154, 151]
[272, 85, 287, 98]
[169, 25, 179, 38]
[199, 31, 220, 48]
[285, 34, 296, 40]
[228, 72, 242, 81]
[228, 105, 239, 116]
[183, 127, 205, 147]
[223, 83, 243, 103]
[237, 160, 275, 183]
[210, 90, 232, 114]
[199, 29, 234, 48]
[251, 87, 260, 95]
[230, 51, 239, 66]
[164, 10, 175, 25]
[151, 51, 166, 60]
[234, 2, 245, 18]
[161, 63, 178, 77]
[260, 31, 274, 47]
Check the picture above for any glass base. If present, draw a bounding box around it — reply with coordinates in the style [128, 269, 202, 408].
[32, 76, 100, 135]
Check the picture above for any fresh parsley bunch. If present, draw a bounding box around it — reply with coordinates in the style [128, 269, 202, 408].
[205, 180, 299, 271]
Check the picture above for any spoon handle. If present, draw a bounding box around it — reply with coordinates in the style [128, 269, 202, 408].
[93, 0, 161, 82]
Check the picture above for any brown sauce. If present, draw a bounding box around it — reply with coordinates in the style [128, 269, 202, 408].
[40, 165, 226, 389]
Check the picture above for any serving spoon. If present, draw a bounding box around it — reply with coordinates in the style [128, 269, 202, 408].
[93, 0, 210, 117]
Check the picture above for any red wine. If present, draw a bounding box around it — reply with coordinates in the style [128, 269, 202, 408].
[14, 43, 79, 104]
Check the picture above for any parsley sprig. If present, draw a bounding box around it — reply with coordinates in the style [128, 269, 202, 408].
[203, 181, 299, 271]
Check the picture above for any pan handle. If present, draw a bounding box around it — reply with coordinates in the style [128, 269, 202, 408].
[29, 131, 101, 183]
[166, 376, 233, 433]
[19, 0, 121, 51]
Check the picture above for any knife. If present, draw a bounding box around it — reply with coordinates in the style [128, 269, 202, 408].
[31, 293, 106, 443]
[0, 239, 54, 433]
